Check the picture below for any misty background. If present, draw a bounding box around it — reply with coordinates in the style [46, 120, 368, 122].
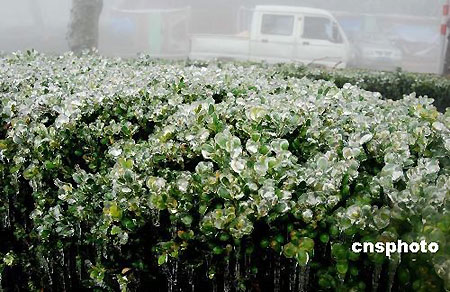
[0, 0, 445, 73]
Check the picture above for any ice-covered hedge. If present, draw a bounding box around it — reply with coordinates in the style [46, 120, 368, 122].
[0, 51, 449, 291]
[271, 64, 450, 113]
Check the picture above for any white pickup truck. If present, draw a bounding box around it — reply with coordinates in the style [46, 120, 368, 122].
[190, 5, 351, 68]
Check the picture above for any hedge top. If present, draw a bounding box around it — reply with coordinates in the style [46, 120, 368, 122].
[0, 51, 449, 291]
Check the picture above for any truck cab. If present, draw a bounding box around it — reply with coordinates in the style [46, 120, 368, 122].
[189, 5, 351, 68]
[250, 6, 350, 67]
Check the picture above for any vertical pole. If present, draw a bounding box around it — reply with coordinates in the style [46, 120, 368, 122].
[439, 0, 449, 74]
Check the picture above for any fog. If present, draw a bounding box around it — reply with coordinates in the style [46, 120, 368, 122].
[0, 0, 445, 73]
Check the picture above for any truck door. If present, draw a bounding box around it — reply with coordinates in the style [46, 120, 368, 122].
[295, 15, 347, 67]
[250, 13, 296, 63]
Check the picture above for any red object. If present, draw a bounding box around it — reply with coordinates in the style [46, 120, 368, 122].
[441, 23, 447, 35]
[444, 4, 450, 16]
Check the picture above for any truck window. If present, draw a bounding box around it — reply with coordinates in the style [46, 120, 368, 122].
[302, 16, 332, 41]
[331, 23, 344, 43]
[261, 14, 294, 36]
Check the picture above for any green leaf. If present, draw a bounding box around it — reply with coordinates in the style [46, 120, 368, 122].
[296, 250, 310, 266]
[331, 243, 347, 260]
[110, 226, 121, 235]
[299, 237, 314, 251]
[336, 261, 348, 274]
[319, 234, 330, 244]
[283, 242, 298, 258]
[181, 215, 193, 226]
[158, 254, 167, 265]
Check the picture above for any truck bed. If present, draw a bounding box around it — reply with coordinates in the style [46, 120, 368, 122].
[189, 34, 250, 61]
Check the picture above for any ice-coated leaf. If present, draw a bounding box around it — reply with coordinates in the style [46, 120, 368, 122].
[231, 158, 246, 174]
[317, 157, 329, 170]
[360, 133, 373, 145]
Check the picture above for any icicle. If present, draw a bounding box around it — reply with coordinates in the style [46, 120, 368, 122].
[58, 247, 66, 292]
[3, 196, 10, 229]
[372, 265, 382, 292]
[77, 222, 82, 238]
[304, 266, 310, 291]
[387, 255, 400, 292]
[172, 259, 179, 292]
[0, 271, 3, 292]
[166, 227, 180, 292]
[187, 266, 195, 292]
[152, 210, 160, 227]
[166, 269, 173, 292]
[212, 278, 218, 292]
[273, 256, 281, 292]
[102, 245, 108, 260]
[295, 265, 310, 292]
[65, 250, 71, 290]
[205, 256, 210, 279]
[3, 173, 19, 230]
[58, 266, 66, 291]
[224, 257, 232, 292]
[265, 254, 271, 278]
[50, 257, 55, 287]
[288, 261, 297, 292]
[76, 255, 82, 282]
[42, 255, 53, 287]
[95, 245, 102, 262]
[59, 247, 65, 266]
[234, 246, 241, 289]
[166, 259, 179, 292]
[243, 252, 251, 283]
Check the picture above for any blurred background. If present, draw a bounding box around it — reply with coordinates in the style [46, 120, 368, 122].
[0, 0, 447, 73]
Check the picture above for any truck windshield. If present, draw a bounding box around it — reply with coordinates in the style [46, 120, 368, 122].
[302, 16, 332, 40]
[261, 14, 294, 36]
